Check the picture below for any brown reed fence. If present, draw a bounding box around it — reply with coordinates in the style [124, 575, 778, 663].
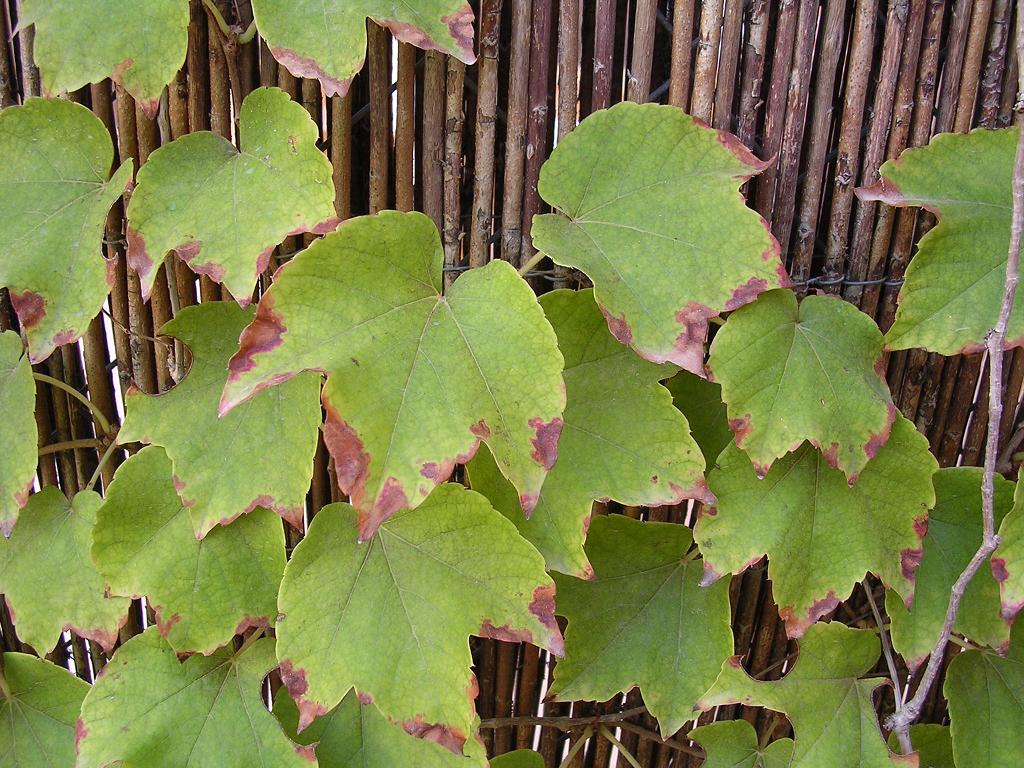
[0, 0, 1015, 765]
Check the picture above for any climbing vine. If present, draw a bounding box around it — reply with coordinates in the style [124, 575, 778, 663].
[0, 3, 1022, 767]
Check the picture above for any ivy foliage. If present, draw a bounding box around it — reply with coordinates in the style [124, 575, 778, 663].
[0, 11, 1021, 768]
[0, 98, 132, 362]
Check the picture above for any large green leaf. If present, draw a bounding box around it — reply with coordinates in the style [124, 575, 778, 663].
[119, 302, 321, 538]
[858, 127, 1019, 353]
[0, 98, 132, 362]
[275, 484, 562, 753]
[993, 469, 1024, 621]
[76, 628, 314, 767]
[887, 467, 1013, 671]
[467, 289, 708, 577]
[274, 688, 488, 768]
[0, 331, 36, 534]
[220, 211, 566, 539]
[697, 415, 936, 637]
[696, 622, 912, 767]
[531, 101, 787, 375]
[944, 621, 1024, 768]
[126, 87, 338, 303]
[664, 369, 733, 466]
[18, 0, 188, 116]
[708, 289, 895, 480]
[92, 446, 285, 654]
[687, 720, 793, 768]
[548, 514, 731, 737]
[0, 487, 127, 655]
[0, 652, 88, 767]
[251, 0, 476, 97]
[491, 751, 545, 768]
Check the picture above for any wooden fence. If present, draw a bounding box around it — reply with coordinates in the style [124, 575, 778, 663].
[0, 0, 1014, 765]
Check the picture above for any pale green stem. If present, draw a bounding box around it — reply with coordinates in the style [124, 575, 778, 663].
[85, 441, 119, 491]
[599, 725, 642, 768]
[559, 725, 593, 768]
[38, 438, 104, 457]
[518, 250, 548, 277]
[33, 373, 112, 435]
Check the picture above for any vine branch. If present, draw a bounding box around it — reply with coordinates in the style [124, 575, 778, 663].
[887, 8, 1024, 745]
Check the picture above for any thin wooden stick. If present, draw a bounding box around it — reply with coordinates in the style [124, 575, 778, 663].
[500, 0, 532, 264]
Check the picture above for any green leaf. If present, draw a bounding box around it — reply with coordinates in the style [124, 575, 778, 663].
[858, 127, 1019, 354]
[0, 331, 36, 534]
[126, 87, 338, 303]
[888, 725, 954, 768]
[696, 622, 910, 767]
[274, 688, 488, 768]
[275, 483, 562, 753]
[0, 652, 88, 768]
[467, 289, 709, 577]
[943, 621, 1024, 768]
[119, 302, 321, 538]
[18, 0, 188, 116]
[251, 0, 476, 97]
[548, 514, 731, 737]
[0, 487, 128, 655]
[76, 628, 314, 767]
[687, 720, 793, 768]
[887, 467, 1013, 671]
[531, 101, 787, 375]
[697, 415, 937, 637]
[993, 468, 1024, 621]
[92, 446, 285, 654]
[0, 98, 132, 362]
[220, 211, 566, 539]
[664, 369, 733, 466]
[491, 751, 545, 768]
[708, 289, 896, 480]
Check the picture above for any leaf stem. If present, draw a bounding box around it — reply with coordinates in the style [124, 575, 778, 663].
[558, 725, 593, 768]
[237, 20, 257, 45]
[863, 579, 911, 753]
[33, 373, 112, 435]
[599, 725, 642, 768]
[38, 438, 104, 457]
[887, 10, 1024, 743]
[85, 441, 119, 491]
[200, 0, 232, 38]
[518, 250, 548, 277]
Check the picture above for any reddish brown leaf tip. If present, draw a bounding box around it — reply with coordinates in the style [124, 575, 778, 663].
[599, 305, 634, 345]
[865, 402, 899, 460]
[674, 302, 716, 376]
[295, 744, 317, 762]
[779, 592, 841, 638]
[992, 557, 1009, 583]
[9, 289, 46, 331]
[356, 689, 374, 705]
[729, 414, 753, 445]
[125, 227, 155, 298]
[402, 717, 467, 755]
[699, 561, 722, 587]
[279, 659, 329, 732]
[469, 419, 491, 439]
[155, 611, 182, 636]
[357, 477, 410, 541]
[529, 416, 563, 470]
[221, 294, 288, 413]
[530, 583, 565, 656]
[855, 177, 905, 206]
[379, 5, 478, 66]
[723, 276, 770, 312]
[271, 47, 353, 97]
[900, 546, 924, 584]
[72, 622, 123, 656]
[75, 718, 89, 748]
